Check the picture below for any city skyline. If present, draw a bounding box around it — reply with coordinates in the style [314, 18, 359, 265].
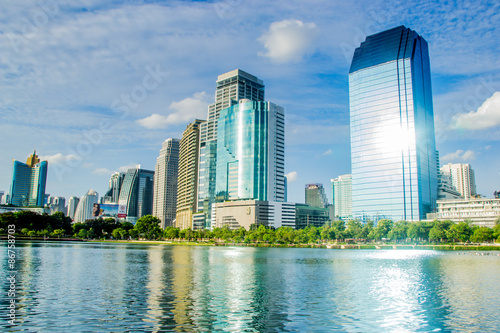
[1, 0, 499, 205]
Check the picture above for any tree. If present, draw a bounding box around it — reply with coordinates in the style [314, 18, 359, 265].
[53, 229, 64, 238]
[428, 225, 446, 242]
[21, 228, 30, 235]
[446, 222, 473, 243]
[134, 215, 162, 240]
[388, 221, 408, 241]
[164, 226, 179, 239]
[470, 227, 494, 243]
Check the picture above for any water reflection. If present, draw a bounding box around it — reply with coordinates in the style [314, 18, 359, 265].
[0, 243, 499, 332]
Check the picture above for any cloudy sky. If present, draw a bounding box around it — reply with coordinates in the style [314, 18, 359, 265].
[1, 0, 499, 204]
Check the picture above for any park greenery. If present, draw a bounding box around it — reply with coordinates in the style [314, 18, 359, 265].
[1, 211, 500, 245]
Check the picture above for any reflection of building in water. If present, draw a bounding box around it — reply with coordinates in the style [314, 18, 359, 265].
[145, 249, 166, 332]
[171, 247, 194, 329]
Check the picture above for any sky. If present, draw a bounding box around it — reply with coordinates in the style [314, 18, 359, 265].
[0, 0, 499, 205]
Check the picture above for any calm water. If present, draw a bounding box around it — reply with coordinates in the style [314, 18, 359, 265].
[1, 242, 499, 332]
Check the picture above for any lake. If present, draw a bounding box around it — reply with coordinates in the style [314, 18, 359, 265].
[1, 242, 499, 332]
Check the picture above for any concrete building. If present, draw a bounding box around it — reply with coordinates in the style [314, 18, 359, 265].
[48, 196, 66, 214]
[9, 151, 48, 207]
[176, 120, 205, 230]
[440, 163, 477, 200]
[67, 196, 80, 220]
[152, 139, 179, 228]
[0, 191, 4, 205]
[332, 174, 352, 221]
[74, 190, 99, 223]
[349, 26, 438, 222]
[212, 200, 295, 230]
[428, 198, 500, 227]
[438, 170, 462, 200]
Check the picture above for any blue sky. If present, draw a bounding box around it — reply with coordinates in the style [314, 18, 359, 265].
[0, 0, 499, 204]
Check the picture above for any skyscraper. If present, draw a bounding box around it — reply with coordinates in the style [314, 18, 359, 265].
[119, 167, 155, 224]
[102, 172, 126, 204]
[197, 69, 265, 227]
[9, 151, 48, 207]
[67, 196, 80, 220]
[176, 120, 205, 230]
[215, 100, 285, 202]
[152, 139, 180, 228]
[74, 190, 98, 223]
[332, 174, 353, 221]
[440, 163, 476, 199]
[349, 26, 438, 222]
[305, 184, 329, 208]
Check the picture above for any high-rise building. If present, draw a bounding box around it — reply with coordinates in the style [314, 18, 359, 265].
[48, 196, 66, 214]
[197, 70, 266, 228]
[73, 190, 99, 223]
[176, 120, 205, 230]
[349, 26, 438, 222]
[305, 184, 328, 208]
[153, 139, 179, 228]
[9, 151, 48, 207]
[102, 172, 126, 204]
[67, 196, 80, 220]
[440, 163, 476, 199]
[119, 167, 155, 224]
[0, 191, 4, 205]
[215, 100, 285, 202]
[332, 174, 353, 221]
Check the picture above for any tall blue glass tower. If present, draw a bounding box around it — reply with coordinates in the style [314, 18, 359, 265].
[349, 26, 438, 222]
[10, 151, 48, 207]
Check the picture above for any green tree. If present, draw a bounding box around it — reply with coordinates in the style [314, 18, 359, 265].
[134, 215, 162, 240]
[27, 230, 36, 238]
[53, 229, 64, 238]
[388, 221, 408, 241]
[112, 228, 125, 240]
[470, 227, 494, 243]
[21, 228, 30, 235]
[164, 226, 180, 239]
[77, 229, 88, 239]
[446, 222, 473, 243]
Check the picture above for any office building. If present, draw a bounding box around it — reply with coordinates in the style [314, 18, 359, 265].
[9, 151, 48, 207]
[0, 191, 4, 205]
[216, 100, 285, 203]
[48, 196, 66, 214]
[438, 170, 462, 200]
[67, 196, 80, 220]
[119, 167, 155, 224]
[152, 139, 179, 228]
[332, 174, 353, 221]
[197, 69, 265, 228]
[102, 172, 126, 204]
[440, 163, 476, 199]
[428, 198, 500, 228]
[212, 200, 295, 230]
[305, 184, 328, 208]
[176, 120, 205, 230]
[295, 204, 331, 229]
[73, 190, 99, 223]
[349, 26, 438, 222]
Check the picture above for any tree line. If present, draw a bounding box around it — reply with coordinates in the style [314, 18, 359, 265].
[1, 211, 499, 244]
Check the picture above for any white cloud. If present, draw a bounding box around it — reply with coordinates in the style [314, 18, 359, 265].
[39, 153, 78, 165]
[137, 92, 210, 129]
[285, 171, 298, 183]
[92, 168, 113, 175]
[258, 19, 318, 63]
[321, 149, 333, 156]
[117, 164, 141, 173]
[452, 92, 500, 130]
[441, 150, 478, 162]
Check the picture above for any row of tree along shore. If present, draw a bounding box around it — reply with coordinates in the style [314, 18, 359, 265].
[1, 211, 500, 247]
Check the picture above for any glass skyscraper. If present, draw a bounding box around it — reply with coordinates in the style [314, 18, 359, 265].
[215, 100, 285, 202]
[349, 26, 438, 222]
[9, 151, 48, 207]
[119, 167, 155, 223]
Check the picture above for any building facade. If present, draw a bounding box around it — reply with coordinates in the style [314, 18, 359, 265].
[197, 70, 265, 228]
[215, 100, 285, 203]
[349, 26, 438, 222]
[305, 184, 329, 208]
[295, 204, 331, 229]
[440, 163, 476, 199]
[428, 198, 500, 228]
[67, 196, 80, 220]
[332, 174, 353, 221]
[119, 167, 155, 224]
[102, 172, 126, 204]
[176, 120, 205, 230]
[9, 151, 48, 207]
[73, 190, 99, 223]
[152, 139, 180, 228]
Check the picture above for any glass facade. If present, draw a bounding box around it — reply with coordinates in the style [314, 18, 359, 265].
[305, 184, 329, 208]
[349, 26, 438, 222]
[332, 174, 353, 220]
[216, 100, 285, 202]
[119, 168, 155, 222]
[10, 152, 47, 207]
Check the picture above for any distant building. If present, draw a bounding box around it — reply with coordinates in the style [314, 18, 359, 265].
[295, 204, 331, 229]
[73, 190, 99, 223]
[102, 172, 126, 204]
[0, 191, 4, 205]
[9, 151, 48, 207]
[440, 163, 477, 200]
[176, 121, 205, 230]
[212, 200, 295, 230]
[120, 167, 155, 224]
[438, 170, 462, 200]
[495, 191, 500, 199]
[48, 196, 66, 214]
[305, 184, 328, 208]
[332, 174, 352, 221]
[428, 198, 500, 228]
[67, 196, 80, 220]
[153, 139, 180, 228]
